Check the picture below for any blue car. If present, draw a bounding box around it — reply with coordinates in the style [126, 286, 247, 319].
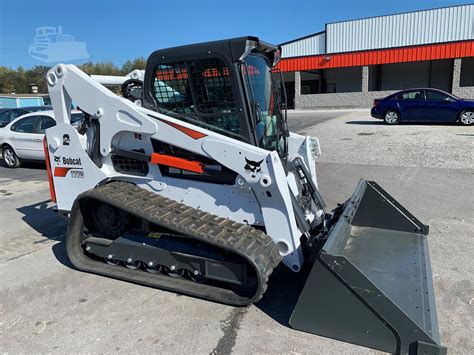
[371, 88, 474, 126]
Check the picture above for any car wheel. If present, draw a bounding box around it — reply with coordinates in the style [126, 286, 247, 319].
[459, 110, 474, 126]
[2, 145, 20, 168]
[383, 110, 400, 125]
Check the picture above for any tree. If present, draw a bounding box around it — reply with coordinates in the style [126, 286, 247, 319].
[121, 57, 146, 74]
[0, 57, 149, 94]
[0, 67, 16, 93]
[26, 66, 50, 93]
[79, 61, 122, 76]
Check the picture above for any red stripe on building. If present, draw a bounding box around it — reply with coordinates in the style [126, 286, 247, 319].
[277, 40, 474, 72]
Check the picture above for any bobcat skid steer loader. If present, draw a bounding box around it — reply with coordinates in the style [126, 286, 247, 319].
[43, 37, 445, 354]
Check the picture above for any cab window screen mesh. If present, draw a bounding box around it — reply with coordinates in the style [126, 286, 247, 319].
[152, 58, 241, 137]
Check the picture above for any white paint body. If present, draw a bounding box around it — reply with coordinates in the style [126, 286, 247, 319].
[45, 64, 324, 272]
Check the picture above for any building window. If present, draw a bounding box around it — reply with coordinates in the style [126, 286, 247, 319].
[326, 83, 336, 93]
[321, 67, 362, 93]
[300, 71, 320, 95]
[299, 68, 363, 95]
[369, 60, 453, 92]
[460, 58, 474, 87]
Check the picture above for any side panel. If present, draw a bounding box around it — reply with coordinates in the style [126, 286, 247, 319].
[45, 124, 107, 210]
[202, 139, 305, 271]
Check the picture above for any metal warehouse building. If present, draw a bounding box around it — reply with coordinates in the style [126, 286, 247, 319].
[278, 4, 474, 109]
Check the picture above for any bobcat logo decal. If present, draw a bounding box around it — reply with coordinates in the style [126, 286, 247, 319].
[54, 155, 61, 162]
[244, 158, 263, 178]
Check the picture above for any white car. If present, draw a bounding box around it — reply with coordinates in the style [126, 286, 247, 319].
[0, 110, 85, 168]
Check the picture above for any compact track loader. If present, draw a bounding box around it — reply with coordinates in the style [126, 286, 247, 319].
[44, 37, 445, 354]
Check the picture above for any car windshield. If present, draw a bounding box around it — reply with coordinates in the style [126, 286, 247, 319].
[0, 111, 11, 128]
[242, 54, 287, 157]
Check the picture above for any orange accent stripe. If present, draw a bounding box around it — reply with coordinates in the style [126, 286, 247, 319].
[277, 40, 474, 71]
[43, 137, 57, 203]
[159, 119, 207, 140]
[150, 153, 205, 174]
[54, 167, 72, 177]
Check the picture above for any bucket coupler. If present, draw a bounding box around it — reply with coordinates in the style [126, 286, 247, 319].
[290, 180, 446, 354]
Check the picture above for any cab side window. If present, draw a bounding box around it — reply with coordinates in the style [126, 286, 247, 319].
[11, 116, 38, 133]
[151, 58, 241, 138]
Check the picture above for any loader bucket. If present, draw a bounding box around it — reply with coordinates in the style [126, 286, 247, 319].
[290, 180, 446, 354]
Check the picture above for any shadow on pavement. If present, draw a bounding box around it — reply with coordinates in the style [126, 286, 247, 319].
[345, 120, 384, 125]
[16, 200, 68, 241]
[255, 265, 309, 327]
[17, 199, 74, 267]
[0, 158, 47, 170]
[346, 120, 461, 126]
[52, 239, 74, 268]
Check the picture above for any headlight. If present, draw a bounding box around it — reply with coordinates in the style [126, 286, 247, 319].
[309, 137, 321, 159]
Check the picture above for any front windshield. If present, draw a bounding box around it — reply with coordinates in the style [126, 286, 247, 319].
[242, 54, 287, 157]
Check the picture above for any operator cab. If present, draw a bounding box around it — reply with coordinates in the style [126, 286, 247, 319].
[143, 37, 288, 158]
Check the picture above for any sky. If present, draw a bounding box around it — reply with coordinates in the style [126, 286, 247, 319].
[0, 0, 472, 69]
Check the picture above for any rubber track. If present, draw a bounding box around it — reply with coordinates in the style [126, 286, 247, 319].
[66, 181, 282, 306]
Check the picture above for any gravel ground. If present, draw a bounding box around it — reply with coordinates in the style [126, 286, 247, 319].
[304, 110, 474, 170]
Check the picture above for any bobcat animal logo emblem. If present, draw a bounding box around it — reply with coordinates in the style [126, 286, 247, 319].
[54, 155, 61, 162]
[244, 158, 263, 178]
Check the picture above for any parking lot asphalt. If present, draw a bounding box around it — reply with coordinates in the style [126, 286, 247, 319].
[1, 110, 473, 354]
